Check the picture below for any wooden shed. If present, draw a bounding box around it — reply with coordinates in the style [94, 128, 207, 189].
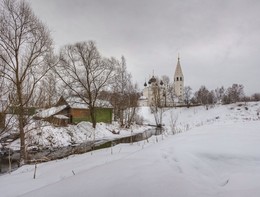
[34, 96, 113, 126]
[56, 96, 113, 124]
[34, 105, 70, 127]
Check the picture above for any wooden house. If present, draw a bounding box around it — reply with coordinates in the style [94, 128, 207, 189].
[34, 96, 113, 126]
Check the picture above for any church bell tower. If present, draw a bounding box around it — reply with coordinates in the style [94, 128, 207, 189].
[174, 55, 184, 102]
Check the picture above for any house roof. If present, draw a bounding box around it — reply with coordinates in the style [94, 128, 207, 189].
[95, 99, 113, 108]
[65, 97, 88, 109]
[35, 105, 68, 118]
[54, 114, 69, 119]
[60, 96, 113, 109]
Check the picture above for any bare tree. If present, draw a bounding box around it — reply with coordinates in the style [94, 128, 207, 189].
[194, 86, 214, 109]
[55, 41, 116, 128]
[194, 86, 208, 106]
[251, 93, 260, 101]
[124, 84, 140, 127]
[0, 0, 53, 164]
[166, 82, 176, 106]
[110, 56, 131, 126]
[34, 55, 60, 108]
[108, 56, 139, 127]
[0, 67, 10, 134]
[215, 86, 225, 104]
[183, 86, 192, 107]
[149, 79, 165, 127]
[161, 75, 170, 87]
[222, 84, 244, 104]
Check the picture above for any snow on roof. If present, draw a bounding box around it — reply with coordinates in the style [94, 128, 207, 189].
[64, 97, 112, 109]
[66, 97, 88, 109]
[35, 105, 67, 118]
[139, 96, 147, 100]
[95, 99, 113, 108]
[54, 114, 69, 119]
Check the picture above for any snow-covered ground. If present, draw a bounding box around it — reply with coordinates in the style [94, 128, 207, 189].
[141, 102, 260, 133]
[6, 102, 260, 150]
[8, 120, 151, 151]
[1, 102, 260, 197]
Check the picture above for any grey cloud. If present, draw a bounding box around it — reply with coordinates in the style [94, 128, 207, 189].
[29, 0, 260, 95]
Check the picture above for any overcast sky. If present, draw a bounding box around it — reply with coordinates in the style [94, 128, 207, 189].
[29, 0, 260, 95]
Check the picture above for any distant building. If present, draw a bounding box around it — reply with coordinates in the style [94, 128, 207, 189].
[140, 76, 166, 107]
[173, 56, 184, 102]
[140, 56, 185, 107]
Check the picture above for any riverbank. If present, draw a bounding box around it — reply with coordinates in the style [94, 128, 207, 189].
[0, 127, 162, 174]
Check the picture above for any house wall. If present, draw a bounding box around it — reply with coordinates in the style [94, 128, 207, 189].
[95, 108, 113, 123]
[43, 116, 68, 127]
[70, 108, 90, 124]
[53, 108, 71, 123]
[52, 117, 68, 127]
[70, 108, 113, 124]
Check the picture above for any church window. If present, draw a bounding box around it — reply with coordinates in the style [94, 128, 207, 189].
[176, 77, 179, 81]
[180, 77, 182, 81]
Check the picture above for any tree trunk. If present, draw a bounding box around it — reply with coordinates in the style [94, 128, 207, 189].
[89, 106, 96, 128]
[18, 113, 26, 165]
[16, 77, 27, 165]
[119, 109, 124, 127]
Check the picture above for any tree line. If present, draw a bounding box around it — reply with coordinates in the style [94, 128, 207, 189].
[184, 84, 260, 109]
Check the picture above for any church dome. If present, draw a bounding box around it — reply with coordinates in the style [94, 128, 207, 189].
[148, 76, 156, 84]
[160, 80, 164, 86]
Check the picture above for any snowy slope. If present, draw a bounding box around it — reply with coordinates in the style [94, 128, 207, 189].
[9, 121, 151, 151]
[140, 102, 260, 133]
[0, 102, 260, 197]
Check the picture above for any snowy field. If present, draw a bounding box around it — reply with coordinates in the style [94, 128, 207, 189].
[1, 102, 260, 197]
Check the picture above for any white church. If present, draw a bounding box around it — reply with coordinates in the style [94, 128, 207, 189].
[139, 56, 184, 107]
